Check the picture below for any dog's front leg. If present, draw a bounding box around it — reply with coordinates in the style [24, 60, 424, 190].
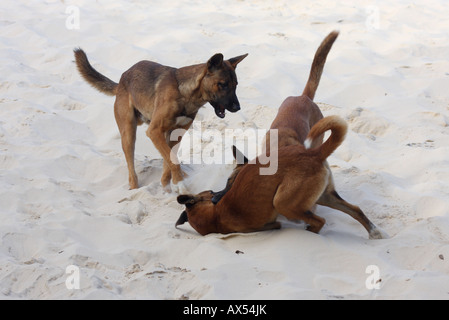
[147, 124, 188, 193]
[161, 160, 172, 192]
[161, 133, 190, 193]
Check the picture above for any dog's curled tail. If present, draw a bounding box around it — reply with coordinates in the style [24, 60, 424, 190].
[304, 115, 347, 162]
[302, 31, 339, 101]
[73, 48, 118, 96]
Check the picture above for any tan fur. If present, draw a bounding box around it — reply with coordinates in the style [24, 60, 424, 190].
[180, 31, 383, 239]
[74, 49, 247, 191]
[177, 116, 346, 235]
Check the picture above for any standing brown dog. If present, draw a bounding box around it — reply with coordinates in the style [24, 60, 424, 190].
[262, 31, 382, 238]
[177, 31, 383, 239]
[74, 49, 247, 192]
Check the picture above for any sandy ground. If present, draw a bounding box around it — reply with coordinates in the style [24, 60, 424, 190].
[0, 0, 448, 299]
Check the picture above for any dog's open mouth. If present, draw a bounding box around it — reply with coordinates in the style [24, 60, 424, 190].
[215, 106, 226, 118]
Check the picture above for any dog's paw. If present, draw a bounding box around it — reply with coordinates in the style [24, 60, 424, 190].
[369, 227, 389, 240]
[162, 183, 172, 194]
[171, 180, 190, 195]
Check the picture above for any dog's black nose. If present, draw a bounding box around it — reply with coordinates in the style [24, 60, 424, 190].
[229, 103, 240, 112]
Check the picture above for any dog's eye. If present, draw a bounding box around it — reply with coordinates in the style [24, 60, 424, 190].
[218, 82, 228, 90]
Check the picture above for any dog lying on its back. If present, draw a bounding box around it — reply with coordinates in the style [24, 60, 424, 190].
[74, 49, 247, 193]
[177, 31, 383, 239]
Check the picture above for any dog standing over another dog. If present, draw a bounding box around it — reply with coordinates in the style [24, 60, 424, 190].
[177, 31, 384, 239]
[74, 49, 247, 193]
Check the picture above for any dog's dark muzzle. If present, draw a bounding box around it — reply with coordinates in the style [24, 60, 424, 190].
[211, 96, 241, 118]
[227, 102, 240, 113]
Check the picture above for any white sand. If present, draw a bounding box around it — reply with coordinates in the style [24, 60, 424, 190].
[1, 0, 449, 299]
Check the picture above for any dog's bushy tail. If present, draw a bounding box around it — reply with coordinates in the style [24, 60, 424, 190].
[74, 48, 118, 96]
[302, 31, 339, 100]
[304, 115, 347, 162]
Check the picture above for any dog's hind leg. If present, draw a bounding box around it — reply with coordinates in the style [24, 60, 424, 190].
[240, 221, 281, 234]
[259, 221, 281, 232]
[277, 207, 325, 234]
[303, 210, 326, 234]
[114, 92, 139, 189]
[273, 182, 326, 234]
[317, 189, 383, 239]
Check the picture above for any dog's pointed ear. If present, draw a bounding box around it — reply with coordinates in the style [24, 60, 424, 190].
[207, 53, 224, 72]
[175, 211, 188, 228]
[177, 194, 195, 205]
[232, 145, 249, 165]
[228, 53, 248, 69]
